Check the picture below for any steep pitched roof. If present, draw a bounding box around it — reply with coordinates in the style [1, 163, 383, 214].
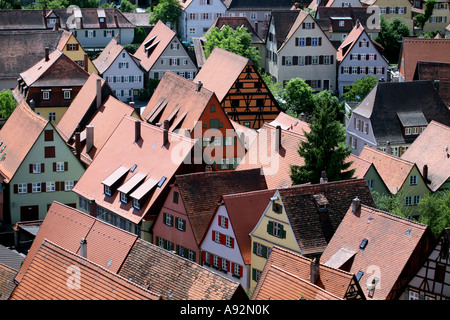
[277, 179, 376, 255]
[18, 49, 89, 88]
[93, 37, 129, 74]
[11, 240, 160, 300]
[346, 153, 372, 178]
[132, 20, 176, 73]
[72, 116, 196, 225]
[352, 81, 450, 146]
[141, 71, 216, 131]
[269, 10, 305, 51]
[193, 47, 250, 102]
[413, 61, 450, 107]
[399, 38, 450, 82]
[0, 262, 17, 300]
[56, 73, 115, 143]
[251, 246, 362, 300]
[207, 16, 263, 44]
[118, 238, 248, 300]
[0, 245, 25, 271]
[321, 203, 435, 300]
[0, 101, 48, 183]
[401, 121, 450, 192]
[224, 0, 297, 10]
[15, 201, 139, 283]
[236, 123, 307, 189]
[359, 145, 419, 194]
[268, 112, 310, 135]
[175, 168, 268, 244]
[0, 29, 65, 81]
[316, 7, 381, 33]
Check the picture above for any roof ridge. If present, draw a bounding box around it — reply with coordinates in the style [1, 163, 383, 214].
[222, 188, 277, 200]
[361, 146, 415, 166]
[0, 260, 18, 273]
[360, 204, 429, 230]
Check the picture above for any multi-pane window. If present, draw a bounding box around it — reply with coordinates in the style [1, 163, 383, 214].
[164, 213, 173, 226]
[65, 181, 74, 191]
[48, 112, 56, 122]
[219, 215, 228, 228]
[312, 56, 319, 65]
[343, 66, 350, 74]
[221, 258, 228, 271]
[250, 12, 257, 20]
[226, 235, 233, 247]
[312, 37, 319, 46]
[132, 198, 140, 210]
[32, 182, 41, 193]
[177, 218, 185, 231]
[43, 91, 50, 100]
[118, 62, 129, 69]
[63, 90, 71, 100]
[410, 175, 417, 185]
[409, 291, 419, 300]
[104, 185, 111, 196]
[298, 37, 305, 46]
[120, 192, 128, 203]
[56, 162, 65, 172]
[214, 230, 221, 243]
[18, 183, 27, 194]
[32, 163, 41, 174]
[47, 181, 56, 192]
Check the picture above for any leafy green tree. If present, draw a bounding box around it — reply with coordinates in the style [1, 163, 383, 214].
[0, 89, 17, 119]
[261, 72, 282, 102]
[118, 0, 137, 12]
[148, 0, 181, 27]
[0, 0, 21, 9]
[416, 0, 436, 31]
[203, 25, 261, 70]
[375, 15, 411, 64]
[290, 90, 354, 185]
[418, 191, 450, 237]
[340, 75, 378, 103]
[419, 29, 443, 38]
[133, 26, 147, 44]
[280, 78, 314, 116]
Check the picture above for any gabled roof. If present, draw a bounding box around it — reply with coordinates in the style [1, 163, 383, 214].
[224, 0, 297, 10]
[72, 116, 196, 225]
[132, 20, 176, 73]
[93, 37, 137, 74]
[142, 71, 216, 131]
[0, 29, 66, 81]
[0, 262, 17, 300]
[268, 112, 310, 135]
[56, 73, 115, 144]
[236, 123, 307, 189]
[269, 10, 305, 51]
[401, 121, 450, 192]
[276, 179, 375, 255]
[358, 145, 418, 194]
[316, 7, 380, 33]
[0, 101, 48, 183]
[18, 49, 89, 88]
[251, 246, 363, 300]
[399, 38, 450, 82]
[193, 47, 251, 102]
[118, 238, 248, 300]
[15, 201, 139, 283]
[204, 189, 277, 264]
[207, 16, 263, 44]
[321, 203, 435, 300]
[175, 168, 268, 244]
[352, 81, 450, 146]
[346, 153, 372, 178]
[11, 239, 160, 300]
[413, 61, 450, 107]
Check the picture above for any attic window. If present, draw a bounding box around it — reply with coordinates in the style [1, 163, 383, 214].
[360, 238, 368, 250]
[272, 202, 282, 214]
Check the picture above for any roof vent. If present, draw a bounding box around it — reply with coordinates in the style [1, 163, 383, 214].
[360, 238, 368, 250]
[196, 80, 202, 92]
[352, 197, 361, 215]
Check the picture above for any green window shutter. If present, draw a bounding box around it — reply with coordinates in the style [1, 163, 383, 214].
[85, 31, 88, 37]
[163, 212, 166, 224]
[262, 245, 267, 258]
[155, 236, 160, 245]
[253, 242, 257, 254]
[252, 268, 257, 281]
[182, 219, 186, 231]
[175, 217, 179, 228]
[113, 76, 116, 83]
[93, 30, 96, 37]
[210, 119, 219, 129]
[267, 221, 273, 235]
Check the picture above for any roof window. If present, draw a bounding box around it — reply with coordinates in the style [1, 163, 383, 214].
[359, 238, 368, 250]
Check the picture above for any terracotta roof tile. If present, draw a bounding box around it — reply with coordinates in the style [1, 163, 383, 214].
[0, 262, 17, 300]
[0, 101, 48, 183]
[400, 38, 450, 82]
[72, 116, 196, 225]
[0, 245, 25, 271]
[194, 47, 250, 102]
[93, 38, 126, 74]
[358, 145, 415, 194]
[278, 179, 375, 255]
[208, 16, 263, 44]
[346, 153, 372, 178]
[118, 238, 248, 300]
[401, 121, 450, 192]
[175, 168, 268, 244]
[321, 203, 435, 300]
[15, 201, 138, 283]
[133, 20, 176, 73]
[268, 112, 310, 135]
[237, 123, 307, 189]
[11, 240, 160, 300]
[252, 246, 363, 300]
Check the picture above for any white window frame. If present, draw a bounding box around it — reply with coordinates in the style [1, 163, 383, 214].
[234, 263, 241, 276]
[165, 213, 173, 226]
[132, 198, 140, 210]
[250, 12, 257, 20]
[410, 175, 417, 185]
[226, 235, 233, 247]
[63, 90, 71, 100]
[56, 162, 65, 172]
[18, 183, 27, 194]
[219, 215, 227, 228]
[120, 192, 128, 203]
[177, 218, 185, 231]
[213, 255, 219, 267]
[65, 181, 74, 191]
[32, 163, 41, 174]
[221, 258, 228, 271]
[48, 112, 56, 122]
[47, 181, 56, 192]
[43, 91, 50, 100]
[214, 231, 221, 243]
[32, 182, 41, 193]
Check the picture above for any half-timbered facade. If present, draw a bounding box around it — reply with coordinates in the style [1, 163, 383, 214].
[403, 228, 449, 300]
[194, 47, 282, 129]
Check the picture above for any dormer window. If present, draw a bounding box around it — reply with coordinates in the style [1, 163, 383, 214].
[120, 192, 128, 204]
[99, 17, 105, 23]
[132, 198, 140, 210]
[104, 185, 112, 196]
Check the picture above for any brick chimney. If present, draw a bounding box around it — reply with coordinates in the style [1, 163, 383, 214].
[352, 197, 361, 216]
[80, 238, 87, 258]
[310, 258, 320, 284]
[86, 125, 94, 153]
[196, 80, 202, 92]
[75, 131, 81, 160]
[45, 47, 50, 62]
[96, 78, 102, 108]
[423, 164, 429, 183]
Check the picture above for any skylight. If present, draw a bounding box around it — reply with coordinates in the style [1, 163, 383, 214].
[157, 176, 166, 188]
[356, 271, 364, 281]
[359, 238, 368, 250]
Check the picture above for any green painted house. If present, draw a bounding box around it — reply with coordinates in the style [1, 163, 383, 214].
[347, 153, 390, 196]
[0, 101, 85, 225]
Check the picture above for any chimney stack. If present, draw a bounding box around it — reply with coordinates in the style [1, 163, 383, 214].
[196, 80, 202, 92]
[320, 171, 328, 184]
[386, 141, 391, 155]
[80, 238, 87, 258]
[84, 53, 89, 72]
[129, 101, 135, 108]
[96, 78, 102, 108]
[75, 131, 81, 160]
[134, 120, 141, 143]
[45, 47, 50, 62]
[352, 197, 361, 215]
[423, 164, 428, 182]
[310, 258, 320, 284]
[163, 119, 170, 131]
[275, 125, 281, 152]
[86, 125, 94, 153]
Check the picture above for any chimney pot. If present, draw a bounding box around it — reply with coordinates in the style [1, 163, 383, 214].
[196, 80, 202, 92]
[75, 131, 81, 159]
[386, 141, 391, 155]
[423, 164, 428, 182]
[134, 120, 141, 143]
[320, 171, 328, 184]
[352, 197, 361, 215]
[129, 101, 135, 108]
[163, 119, 170, 131]
[86, 125, 94, 153]
[96, 78, 102, 108]
[163, 129, 169, 146]
[80, 238, 87, 258]
[45, 47, 50, 61]
[84, 53, 89, 72]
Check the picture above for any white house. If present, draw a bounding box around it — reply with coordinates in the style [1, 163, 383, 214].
[178, 0, 228, 44]
[93, 37, 144, 102]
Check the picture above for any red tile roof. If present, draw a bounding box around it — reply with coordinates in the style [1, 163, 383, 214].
[399, 38, 450, 82]
[0, 101, 48, 183]
[236, 123, 307, 189]
[346, 153, 372, 178]
[268, 112, 310, 135]
[194, 47, 251, 102]
[321, 203, 435, 300]
[401, 120, 450, 192]
[15, 201, 138, 283]
[252, 246, 364, 300]
[72, 116, 196, 225]
[132, 20, 176, 73]
[10, 240, 160, 300]
[0, 262, 17, 300]
[118, 238, 248, 300]
[93, 37, 129, 74]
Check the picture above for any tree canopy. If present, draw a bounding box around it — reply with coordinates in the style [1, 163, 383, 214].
[340, 75, 378, 103]
[203, 25, 261, 70]
[280, 78, 314, 117]
[290, 90, 354, 185]
[375, 15, 411, 64]
[148, 0, 182, 27]
[416, 0, 436, 31]
[0, 89, 17, 119]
